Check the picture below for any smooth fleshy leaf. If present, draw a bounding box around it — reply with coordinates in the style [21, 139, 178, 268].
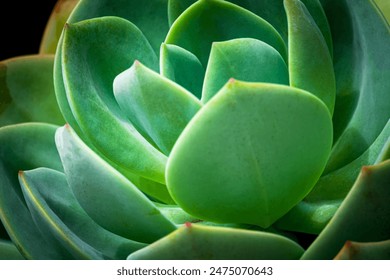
[0, 240, 24, 260]
[160, 43, 205, 99]
[39, 0, 79, 54]
[53, 36, 85, 140]
[168, 0, 196, 25]
[165, 0, 287, 66]
[374, 0, 390, 23]
[276, 119, 390, 234]
[128, 223, 304, 260]
[322, 0, 390, 173]
[0, 123, 65, 259]
[202, 38, 289, 102]
[334, 240, 390, 260]
[55, 125, 176, 244]
[168, 0, 333, 54]
[167, 81, 332, 228]
[62, 16, 168, 184]
[0, 55, 64, 126]
[285, 0, 336, 114]
[67, 0, 169, 55]
[375, 137, 390, 164]
[19, 168, 146, 260]
[302, 160, 390, 259]
[114, 61, 202, 155]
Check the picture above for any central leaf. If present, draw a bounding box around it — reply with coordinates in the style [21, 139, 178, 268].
[166, 81, 333, 228]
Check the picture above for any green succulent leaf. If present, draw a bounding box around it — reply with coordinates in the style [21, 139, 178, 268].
[276, 119, 390, 233]
[0, 123, 65, 259]
[165, 0, 287, 66]
[19, 168, 146, 260]
[376, 137, 390, 164]
[285, 0, 336, 114]
[334, 239, 390, 260]
[0, 240, 24, 260]
[54, 38, 85, 140]
[167, 81, 332, 228]
[168, 0, 333, 54]
[114, 61, 202, 156]
[0, 55, 64, 126]
[128, 223, 304, 260]
[155, 204, 198, 225]
[301, 159, 390, 259]
[160, 43, 205, 99]
[374, 0, 390, 23]
[322, 0, 390, 173]
[202, 38, 289, 103]
[68, 0, 169, 55]
[55, 125, 176, 244]
[168, 0, 196, 26]
[39, 0, 79, 54]
[61, 16, 168, 184]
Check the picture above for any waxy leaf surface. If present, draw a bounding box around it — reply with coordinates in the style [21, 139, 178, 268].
[62, 16, 167, 184]
[160, 43, 205, 99]
[202, 38, 289, 102]
[55, 125, 176, 244]
[19, 168, 146, 259]
[167, 81, 332, 228]
[114, 62, 202, 156]
[128, 224, 304, 260]
[0, 55, 64, 126]
[165, 0, 287, 66]
[0, 123, 65, 259]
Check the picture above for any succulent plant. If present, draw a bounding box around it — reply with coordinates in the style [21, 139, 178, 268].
[0, 0, 389, 260]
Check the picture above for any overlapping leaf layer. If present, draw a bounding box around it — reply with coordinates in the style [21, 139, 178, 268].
[0, 0, 389, 259]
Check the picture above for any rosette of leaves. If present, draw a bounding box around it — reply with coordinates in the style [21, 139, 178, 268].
[0, 0, 389, 260]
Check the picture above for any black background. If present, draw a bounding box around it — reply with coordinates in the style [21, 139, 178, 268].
[0, 1, 58, 61]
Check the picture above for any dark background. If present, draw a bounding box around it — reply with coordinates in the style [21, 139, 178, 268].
[0, 1, 58, 61]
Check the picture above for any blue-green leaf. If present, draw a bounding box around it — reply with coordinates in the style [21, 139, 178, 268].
[62, 16, 167, 184]
[167, 81, 332, 228]
[19, 168, 146, 260]
[0, 55, 64, 126]
[128, 223, 304, 260]
[202, 38, 289, 102]
[165, 0, 287, 66]
[160, 43, 205, 99]
[114, 61, 202, 155]
[55, 125, 176, 244]
[0, 123, 65, 259]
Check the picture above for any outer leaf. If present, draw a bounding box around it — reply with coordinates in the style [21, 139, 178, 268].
[167, 81, 332, 228]
[0, 123, 66, 259]
[19, 168, 146, 260]
[114, 61, 202, 155]
[168, 0, 196, 25]
[160, 43, 205, 99]
[55, 125, 176, 244]
[285, 0, 336, 114]
[374, 0, 390, 23]
[0, 55, 64, 126]
[39, 0, 79, 54]
[0, 240, 24, 260]
[202, 38, 289, 102]
[54, 37, 85, 139]
[301, 160, 390, 259]
[276, 120, 390, 233]
[62, 16, 167, 184]
[128, 223, 304, 260]
[168, 0, 333, 55]
[68, 0, 169, 55]
[334, 240, 390, 260]
[165, 0, 287, 66]
[322, 0, 390, 173]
